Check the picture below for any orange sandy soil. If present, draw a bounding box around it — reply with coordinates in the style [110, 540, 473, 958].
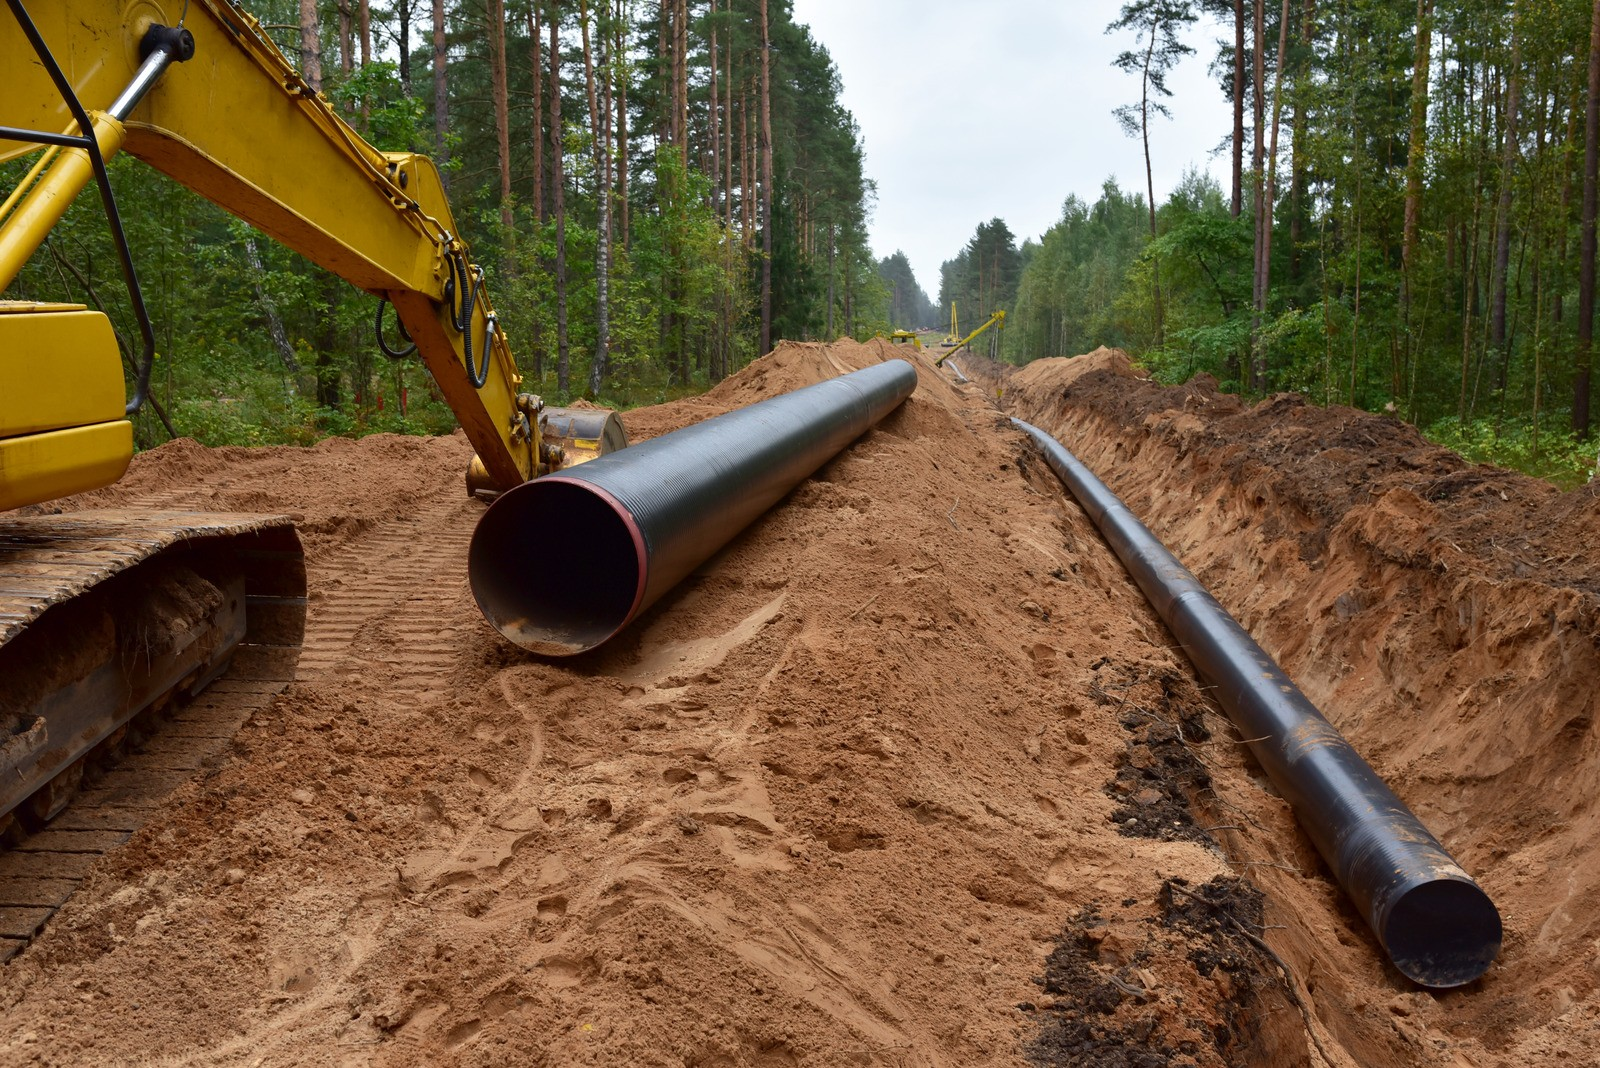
[0, 338, 1595, 1066]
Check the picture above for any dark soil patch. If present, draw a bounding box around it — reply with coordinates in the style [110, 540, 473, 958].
[1091, 659, 1215, 845]
[1025, 877, 1301, 1068]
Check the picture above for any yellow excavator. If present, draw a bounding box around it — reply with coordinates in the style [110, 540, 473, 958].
[936, 309, 1005, 368]
[0, 1, 620, 833]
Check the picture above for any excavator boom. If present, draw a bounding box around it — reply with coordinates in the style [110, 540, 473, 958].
[2, 0, 538, 497]
[936, 308, 1005, 367]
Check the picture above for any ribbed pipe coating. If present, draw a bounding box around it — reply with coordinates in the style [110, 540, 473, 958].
[470, 360, 918, 656]
[1012, 417, 1501, 988]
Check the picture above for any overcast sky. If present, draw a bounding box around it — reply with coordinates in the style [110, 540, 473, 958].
[788, 0, 1236, 300]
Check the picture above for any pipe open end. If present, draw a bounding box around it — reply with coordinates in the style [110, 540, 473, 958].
[1382, 878, 1503, 988]
[469, 477, 647, 657]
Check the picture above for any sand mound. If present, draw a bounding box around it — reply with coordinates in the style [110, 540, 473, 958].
[1, 340, 1591, 1065]
[1006, 347, 1146, 398]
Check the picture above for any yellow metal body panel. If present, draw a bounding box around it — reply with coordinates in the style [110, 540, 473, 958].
[0, 308, 125, 438]
[1, 1, 536, 489]
[0, 421, 132, 512]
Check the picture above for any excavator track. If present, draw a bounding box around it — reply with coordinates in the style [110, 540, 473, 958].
[0, 511, 306, 959]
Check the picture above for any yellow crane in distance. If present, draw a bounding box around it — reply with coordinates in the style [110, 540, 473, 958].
[936, 309, 1005, 367]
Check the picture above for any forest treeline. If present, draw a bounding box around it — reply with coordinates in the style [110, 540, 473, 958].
[4, 0, 917, 446]
[938, 0, 1600, 485]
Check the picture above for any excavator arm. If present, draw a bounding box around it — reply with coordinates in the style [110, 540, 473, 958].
[936, 309, 1004, 367]
[0, 0, 541, 506]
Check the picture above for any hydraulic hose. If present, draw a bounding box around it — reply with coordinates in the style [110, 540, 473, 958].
[1012, 418, 1501, 988]
[470, 359, 918, 656]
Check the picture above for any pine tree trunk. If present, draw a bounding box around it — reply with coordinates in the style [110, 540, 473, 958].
[614, 0, 627, 251]
[489, 0, 513, 229]
[1137, 22, 1163, 348]
[1576, 0, 1600, 436]
[657, 2, 669, 150]
[1232, 0, 1245, 218]
[432, 0, 448, 180]
[676, 0, 689, 169]
[616, 0, 631, 249]
[1401, 0, 1432, 281]
[760, 0, 774, 355]
[551, 13, 570, 393]
[710, 8, 720, 216]
[581, 0, 610, 396]
[741, 91, 753, 241]
[299, 0, 323, 91]
[1255, 0, 1293, 387]
[398, 0, 411, 92]
[339, 1, 354, 75]
[1491, 25, 1522, 362]
[1288, 0, 1314, 283]
[1401, 0, 1433, 399]
[724, 37, 734, 230]
[530, 4, 544, 223]
[1250, 0, 1267, 390]
[358, 0, 371, 125]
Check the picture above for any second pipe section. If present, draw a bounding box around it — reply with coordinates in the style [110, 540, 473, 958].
[1013, 417, 1501, 988]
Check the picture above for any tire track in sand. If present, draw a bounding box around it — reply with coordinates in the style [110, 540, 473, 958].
[292, 495, 480, 705]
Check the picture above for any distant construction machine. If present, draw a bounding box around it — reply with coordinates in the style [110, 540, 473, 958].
[936, 309, 1005, 367]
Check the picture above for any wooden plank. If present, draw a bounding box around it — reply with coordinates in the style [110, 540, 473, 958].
[45, 808, 140, 833]
[16, 829, 130, 853]
[0, 906, 54, 940]
[204, 677, 289, 695]
[0, 851, 98, 881]
[78, 768, 196, 806]
[0, 876, 79, 908]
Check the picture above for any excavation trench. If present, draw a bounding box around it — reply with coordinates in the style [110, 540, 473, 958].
[995, 347, 1600, 1065]
[1012, 417, 1500, 988]
[0, 340, 1593, 1066]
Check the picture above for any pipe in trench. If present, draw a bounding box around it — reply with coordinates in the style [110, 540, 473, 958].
[470, 359, 918, 657]
[1012, 418, 1501, 988]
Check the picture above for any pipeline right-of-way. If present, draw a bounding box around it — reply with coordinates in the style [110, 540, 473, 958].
[1012, 418, 1501, 989]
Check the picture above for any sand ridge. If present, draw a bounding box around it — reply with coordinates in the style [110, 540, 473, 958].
[0, 339, 1587, 1064]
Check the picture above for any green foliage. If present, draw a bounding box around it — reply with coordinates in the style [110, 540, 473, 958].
[328, 61, 428, 151]
[1425, 417, 1597, 490]
[1001, 181, 1150, 361]
[970, 0, 1600, 489]
[877, 251, 936, 329]
[3, 0, 876, 458]
[940, 218, 1023, 350]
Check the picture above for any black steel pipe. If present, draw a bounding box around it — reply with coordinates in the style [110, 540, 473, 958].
[470, 360, 918, 656]
[1012, 418, 1501, 988]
